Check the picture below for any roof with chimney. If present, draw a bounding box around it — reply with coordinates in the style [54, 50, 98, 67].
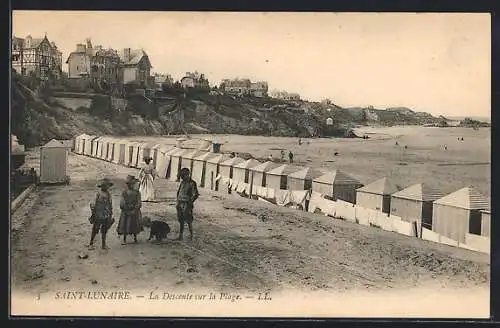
[120, 49, 151, 67]
[12, 35, 51, 49]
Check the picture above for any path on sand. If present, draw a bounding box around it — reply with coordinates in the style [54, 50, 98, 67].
[11, 152, 489, 298]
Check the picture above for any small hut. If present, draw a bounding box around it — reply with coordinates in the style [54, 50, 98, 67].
[169, 148, 191, 182]
[40, 139, 69, 184]
[481, 209, 491, 238]
[432, 186, 490, 243]
[82, 135, 96, 156]
[105, 138, 117, 162]
[150, 144, 162, 167]
[219, 157, 245, 193]
[97, 137, 110, 160]
[265, 164, 302, 192]
[390, 183, 444, 232]
[92, 136, 103, 158]
[100, 137, 112, 160]
[98, 137, 109, 160]
[181, 150, 206, 174]
[131, 142, 147, 168]
[356, 177, 401, 214]
[192, 152, 216, 187]
[138, 142, 154, 165]
[204, 154, 230, 191]
[312, 170, 363, 203]
[287, 167, 325, 191]
[233, 159, 262, 184]
[157, 146, 177, 179]
[111, 139, 127, 165]
[249, 161, 280, 189]
[124, 141, 139, 167]
[74, 134, 87, 154]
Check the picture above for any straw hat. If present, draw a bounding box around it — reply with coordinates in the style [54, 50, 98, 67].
[97, 178, 114, 188]
[125, 175, 139, 185]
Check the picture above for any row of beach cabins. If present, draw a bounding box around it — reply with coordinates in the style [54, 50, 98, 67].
[72, 134, 491, 254]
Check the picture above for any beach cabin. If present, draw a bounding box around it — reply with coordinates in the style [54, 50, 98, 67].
[287, 167, 325, 191]
[105, 137, 116, 161]
[92, 136, 103, 158]
[481, 209, 491, 238]
[233, 159, 262, 185]
[390, 183, 445, 233]
[249, 161, 280, 189]
[124, 141, 139, 167]
[150, 144, 162, 167]
[40, 139, 69, 184]
[104, 138, 113, 161]
[98, 137, 108, 160]
[312, 170, 363, 204]
[130, 142, 146, 168]
[153, 145, 170, 178]
[181, 150, 206, 174]
[97, 137, 110, 160]
[138, 142, 154, 164]
[74, 134, 87, 154]
[83, 135, 97, 156]
[156, 146, 176, 179]
[265, 164, 302, 192]
[432, 187, 490, 244]
[356, 177, 401, 214]
[111, 139, 127, 165]
[219, 157, 245, 193]
[169, 148, 191, 182]
[192, 152, 216, 188]
[97, 137, 108, 159]
[204, 154, 230, 191]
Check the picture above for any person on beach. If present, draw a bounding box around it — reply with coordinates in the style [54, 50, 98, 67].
[280, 150, 285, 162]
[117, 175, 143, 245]
[138, 156, 159, 202]
[288, 151, 294, 164]
[88, 178, 114, 250]
[176, 168, 199, 241]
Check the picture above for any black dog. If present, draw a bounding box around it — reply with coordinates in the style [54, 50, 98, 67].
[142, 216, 171, 242]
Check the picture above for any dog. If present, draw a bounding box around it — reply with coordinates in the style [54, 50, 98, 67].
[142, 216, 171, 242]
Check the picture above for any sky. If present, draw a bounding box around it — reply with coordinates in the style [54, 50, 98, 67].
[12, 11, 491, 118]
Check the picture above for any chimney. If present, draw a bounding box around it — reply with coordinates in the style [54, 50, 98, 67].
[123, 48, 131, 61]
[76, 43, 86, 52]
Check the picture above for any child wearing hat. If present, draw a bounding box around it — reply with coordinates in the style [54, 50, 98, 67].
[117, 175, 143, 244]
[176, 168, 199, 241]
[88, 178, 114, 250]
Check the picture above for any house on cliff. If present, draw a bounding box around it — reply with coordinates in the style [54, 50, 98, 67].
[12, 34, 63, 80]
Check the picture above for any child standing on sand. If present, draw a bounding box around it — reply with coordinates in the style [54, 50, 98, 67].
[176, 168, 199, 241]
[88, 178, 114, 250]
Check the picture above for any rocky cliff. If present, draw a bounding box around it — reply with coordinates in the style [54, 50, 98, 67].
[11, 72, 443, 147]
